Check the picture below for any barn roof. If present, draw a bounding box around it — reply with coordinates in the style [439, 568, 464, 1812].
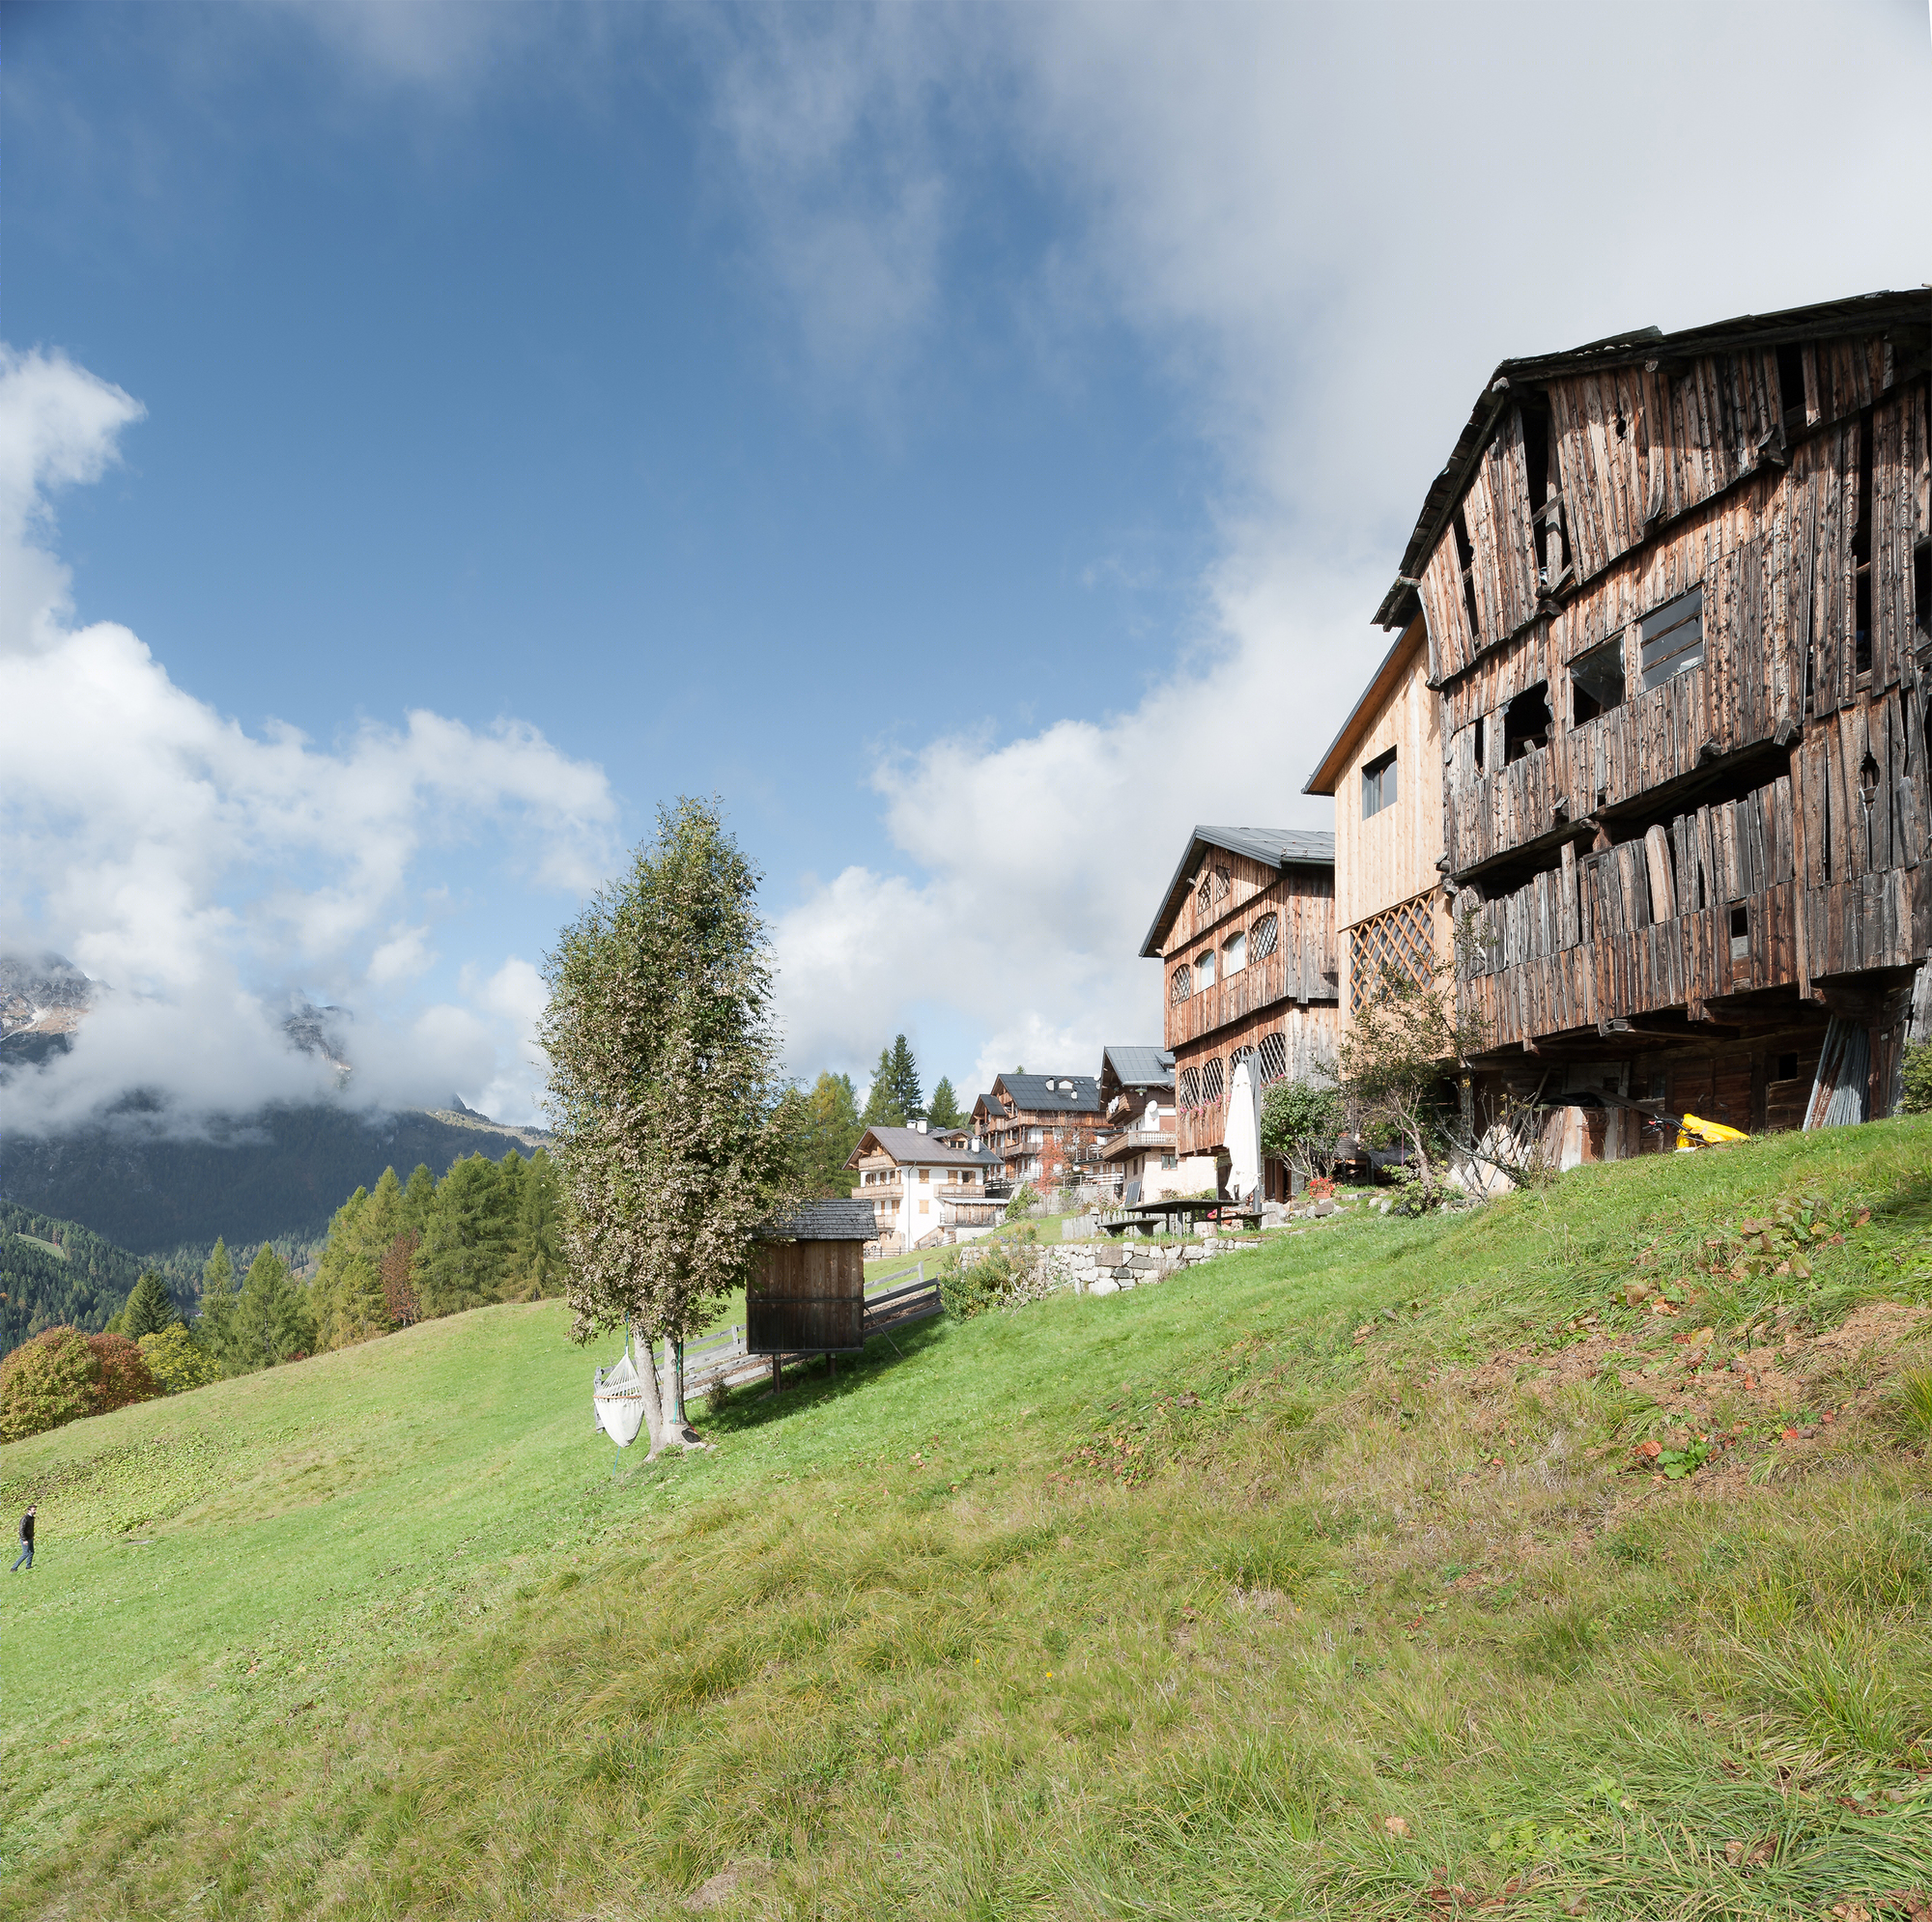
[1373, 287, 1932, 633]
[1139, 826, 1336, 958]
[762, 1198, 877, 1241]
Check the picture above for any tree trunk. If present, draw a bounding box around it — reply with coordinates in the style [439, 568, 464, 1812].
[667, 1337, 687, 1433]
[636, 1330, 668, 1456]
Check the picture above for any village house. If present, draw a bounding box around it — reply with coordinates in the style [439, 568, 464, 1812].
[1142, 828, 1341, 1198]
[847, 1122, 1003, 1256]
[1092, 1043, 1210, 1204]
[1362, 288, 1931, 1151]
[970, 1074, 1107, 1195]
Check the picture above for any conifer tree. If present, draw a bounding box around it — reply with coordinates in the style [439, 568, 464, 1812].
[926, 1077, 964, 1130]
[860, 1044, 902, 1127]
[887, 1034, 923, 1121]
[800, 1070, 862, 1194]
[505, 1149, 565, 1298]
[119, 1270, 178, 1341]
[414, 1154, 516, 1316]
[542, 795, 803, 1453]
[233, 1246, 315, 1370]
[198, 1238, 238, 1360]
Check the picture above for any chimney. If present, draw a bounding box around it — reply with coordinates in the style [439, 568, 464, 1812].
[915, 1117, 927, 1133]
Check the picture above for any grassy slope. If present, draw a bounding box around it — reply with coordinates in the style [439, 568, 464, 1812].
[2, 1121, 1930, 1919]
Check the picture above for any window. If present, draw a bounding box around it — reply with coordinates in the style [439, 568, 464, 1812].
[1729, 903, 1750, 961]
[1452, 504, 1483, 640]
[1916, 540, 1931, 642]
[1570, 636, 1626, 724]
[1199, 1058, 1225, 1103]
[1196, 948, 1216, 989]
[1161, 1153, 1178, 1170]
[1776, 342, 1807, 429]
[1853, 408, 1874, 675]
[1362, 747, 1398, 818]
[1212, 863, 1231, 901]
[1222, 929, 1247, 975]
[1170, 962, 1192, 1003]
[1502, 682, 1551, 762]
[1638, 586, 1704, 691]
[1471, 718, 1486, 771]
[1776, 1052, 1800, 1083]
[1249, 913, 1278, 961]
[1196, 876, 1211, 913]
[1178, 1065, 1201, 1110]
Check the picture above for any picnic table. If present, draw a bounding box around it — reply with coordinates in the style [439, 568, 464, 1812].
[1101, 1197, 1261, 1238]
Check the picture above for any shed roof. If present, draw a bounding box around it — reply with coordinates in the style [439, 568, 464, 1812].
[762, 1198, 877, 1241]
[1101, 1044, 1175, 1089]
[1373, 287, 1932, 633]
[993, 1072, 1104, 1115]
[846, 1126, 1002, 1170]
[1140, 827, 1336, 958]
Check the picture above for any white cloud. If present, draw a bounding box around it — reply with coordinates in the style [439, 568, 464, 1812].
[0, 348, 617, 1134]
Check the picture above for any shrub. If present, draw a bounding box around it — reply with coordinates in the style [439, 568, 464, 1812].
[1260, 1078, 1342, 1184]
[137, 1325, 223, 1396]
[1004, 1183, 1037, 1222]
[0, 1327, 159, 1440]
[1901, 1041, 1932, 1116]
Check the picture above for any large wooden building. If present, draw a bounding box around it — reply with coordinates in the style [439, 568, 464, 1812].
[1141, 827, 1339, 1184]
[1367, 289, 1930, 1140]
[970, 1074, 1108, 1194]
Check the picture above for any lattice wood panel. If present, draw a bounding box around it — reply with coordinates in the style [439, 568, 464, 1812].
[1350, 895, 1435, 1011]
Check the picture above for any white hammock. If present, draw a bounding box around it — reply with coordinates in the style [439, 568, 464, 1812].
[593, 1339, 649, 1448]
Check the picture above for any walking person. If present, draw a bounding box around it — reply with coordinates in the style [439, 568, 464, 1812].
[11, 1505, 35, 1572]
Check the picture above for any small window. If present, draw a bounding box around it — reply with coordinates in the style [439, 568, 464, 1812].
[1178, 1065, 1201, 1109]
[1160, 1152, 1178, 1170]
[1776, 342, 1806, 428]
[1729, 903, 1750, 961]
[1196, 876, 1211, 914]
[1776, 1051, 1800, 1082]
[1196, 948, 1216, 989]
[1222, 929, 1247, 975]
[1199, 1058, 1225, 1103]
[1503, 682, 1551, 762]
[1570, 636, 1626, 724]
[1249, 912, 1278, 961]
[1212, 864, 1231, 901]
[1362, 747, 1398, 818]
[1170, 964, 1191, 1004]
[1638, 586, 1704, 691]
[1471, 718, 1486, 772]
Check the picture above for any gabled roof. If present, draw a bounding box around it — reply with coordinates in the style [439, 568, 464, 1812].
[1140, 827, 1336, 959]
[1303, 617, 1428, 797]
[846, 1126, 1002, 1170]
[970, 1090, 1003, 1120]
[1101, 1044, 1175, 1090]
[992, 1072, 1104, 1115]
[1374, 287, 1932, 633]
[762, 1198, 876, 1241]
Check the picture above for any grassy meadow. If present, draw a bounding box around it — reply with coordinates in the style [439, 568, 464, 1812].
[2, 1119, 1931, 1918]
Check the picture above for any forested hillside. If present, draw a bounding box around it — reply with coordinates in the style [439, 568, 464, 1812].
[0, 1102, 547, 1254]
[0, 1204, 148, 1354]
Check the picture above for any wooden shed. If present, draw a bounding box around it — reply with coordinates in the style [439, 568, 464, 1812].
[747, 1198, 875, 1356]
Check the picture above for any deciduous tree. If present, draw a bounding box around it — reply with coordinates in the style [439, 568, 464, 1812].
[542, 796, 803, 1454]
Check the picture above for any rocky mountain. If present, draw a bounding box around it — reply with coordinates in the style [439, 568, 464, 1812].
[0, 953, 548, 1256]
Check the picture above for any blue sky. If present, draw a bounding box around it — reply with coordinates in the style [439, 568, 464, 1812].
[4, 0, 1928, 1127]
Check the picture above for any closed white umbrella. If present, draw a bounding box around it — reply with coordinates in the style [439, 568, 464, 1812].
[1226, 1058, 1261, 1205]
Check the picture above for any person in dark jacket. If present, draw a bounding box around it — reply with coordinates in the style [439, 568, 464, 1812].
[11, 1506, 35, 1572]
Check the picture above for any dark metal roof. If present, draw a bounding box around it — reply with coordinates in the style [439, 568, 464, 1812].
[762, 1198, 877, 1241]
[992, 1072, 1104, 1114]
[846, 1126, 1002, 1169]
[1140, 826, 1336, 958]
[1101, 1045, 1175, 1089]
[1374, 287, 1932, 633]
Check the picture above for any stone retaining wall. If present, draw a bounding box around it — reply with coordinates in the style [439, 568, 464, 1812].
[1040, 1235, 1263, 1297]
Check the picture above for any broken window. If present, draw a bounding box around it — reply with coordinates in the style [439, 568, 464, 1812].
[1195, 948, 1216, 989]
[1249, 912, 1278, 962]
[1169, 963, 1192, 1004]
[1222, 929, 1247, 975]
[1569, 635, 1626, 724]
[1520, 394, 1571, 593]
[1776, 342, 1807, 431]
[1502, 682, 1551, 763]
[1776, 1051, 1800, 1083]
[1729, 902, 1750, 961]
[1362, 747, 1398, 818]
[1638, 585, 1704, 691]
[1452, 505, 1483, 641]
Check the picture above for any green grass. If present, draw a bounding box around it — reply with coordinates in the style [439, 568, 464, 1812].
[4, 1119, 1932, 1918]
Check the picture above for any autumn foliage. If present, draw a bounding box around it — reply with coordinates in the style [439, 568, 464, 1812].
[0, 1326, 160, 1442]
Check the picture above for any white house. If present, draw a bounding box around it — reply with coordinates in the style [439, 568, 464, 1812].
[847, 1122, 1004, 1255]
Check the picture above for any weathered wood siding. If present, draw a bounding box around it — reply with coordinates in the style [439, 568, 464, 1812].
[1160, 857, 1336, 1049]
[1174, 1003, 1340, 1158]
[747, 1239, 865, 1353]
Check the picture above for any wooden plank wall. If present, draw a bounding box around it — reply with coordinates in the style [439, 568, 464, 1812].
[1332, 622, 1449, 934]
[1438, 374, 1929, 877]
[1458, 775, 1805, 1048]
[1162, 859, 1337, 1051]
